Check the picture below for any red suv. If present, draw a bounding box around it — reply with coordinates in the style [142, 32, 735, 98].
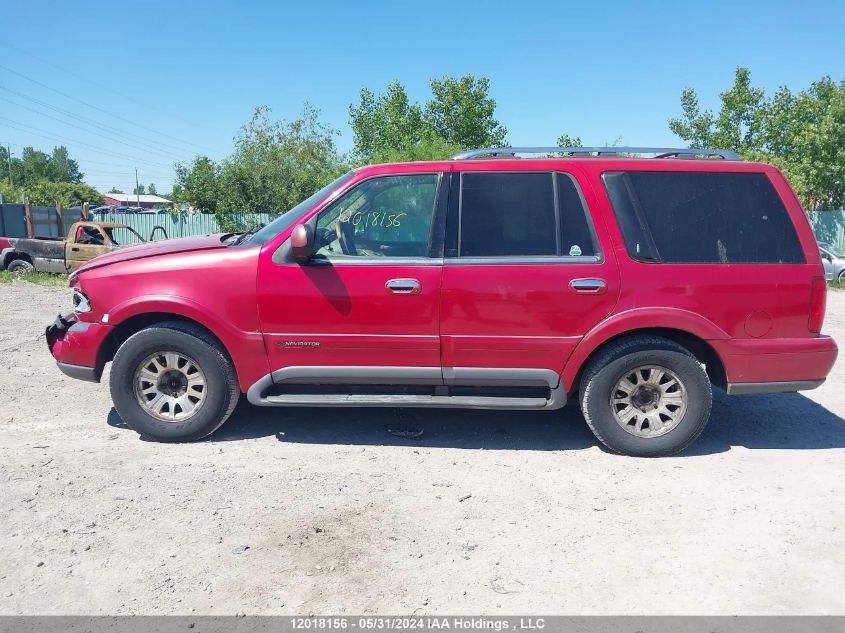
[46, 147, 838, 456]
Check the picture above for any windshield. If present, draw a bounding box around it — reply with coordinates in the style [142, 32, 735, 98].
[820, 243, 845, 258]
[240, 172, 356, 246]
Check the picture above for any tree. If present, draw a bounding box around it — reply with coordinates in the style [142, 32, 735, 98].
[669, 68, 845, 209]
[174, 156, 220, 214]
[670, 68, 766, 157]
[217, 104, 347, 217]
[762, 78, 845, 210]
[425, 76, 507, 149]
[350, 82, 428, 162]
[108, 187, 124, 194]
[557, 134, 583, 148]
[24, 181, 102, 207]
[132, 183, 146, 195]
[148, 183, 157, 195]
[1, 145, 84, 187]
[47, 146, 83, 183]
[349, 75, 506, 163]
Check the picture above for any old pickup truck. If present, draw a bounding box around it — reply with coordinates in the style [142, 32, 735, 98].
[1, 221, 150, 274]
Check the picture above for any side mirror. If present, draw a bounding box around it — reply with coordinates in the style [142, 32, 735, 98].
[291, 224, 316, 263]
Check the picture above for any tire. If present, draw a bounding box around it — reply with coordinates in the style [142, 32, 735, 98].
[109, 321, 240, 442]
[579, 335, 712, 457]
[6, 258, 34, 274]
[838, 270, 845, 285]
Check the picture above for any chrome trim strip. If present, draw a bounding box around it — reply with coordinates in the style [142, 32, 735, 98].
[444, 255, 602, 265]
[726, 379, 825, 395]
[270, 365, 443, 386]
[304, 257, 443, 267]
[443, 367, 560, 388]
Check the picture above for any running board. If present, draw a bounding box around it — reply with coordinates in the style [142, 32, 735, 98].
[247, 366, 567, 410]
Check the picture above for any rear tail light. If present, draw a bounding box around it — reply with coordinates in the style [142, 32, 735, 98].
[808, 277, 827, 334]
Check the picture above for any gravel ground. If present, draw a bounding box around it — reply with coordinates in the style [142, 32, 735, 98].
[0, 281, 843, 615]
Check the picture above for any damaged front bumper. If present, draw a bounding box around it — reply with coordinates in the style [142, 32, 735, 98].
[46, 313, 112, 383]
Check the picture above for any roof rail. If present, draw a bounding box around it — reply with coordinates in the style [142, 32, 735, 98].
[450, 147, 741, 161]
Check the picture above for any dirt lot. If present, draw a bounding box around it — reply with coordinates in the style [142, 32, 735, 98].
[0, 281, 843, 615]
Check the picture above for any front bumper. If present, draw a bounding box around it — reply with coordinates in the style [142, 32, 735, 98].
[46, 313, 113, 382]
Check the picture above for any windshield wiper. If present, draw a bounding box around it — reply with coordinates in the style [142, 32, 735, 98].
[231, 224, 265, 246]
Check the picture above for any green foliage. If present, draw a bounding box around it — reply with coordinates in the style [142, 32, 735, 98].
[426, 76, 507, 148]
[107, 187, 124, 194]
[0, 180, 102, 207]
[133, 183, 146, 195]
[25, 181, 103, 207]
[0, 181, 21, 203]
[556, 134, 583, 148]
[0, 145, 96, 207]
[148, 183, 157, 195]
[670, 68, 845, 209]
[350, 83, 427, 162]
[0, 145, 83, 187]
[173, 156, 219, 213]
[174, 105, 348, 224]
[349, 74, 506, 163]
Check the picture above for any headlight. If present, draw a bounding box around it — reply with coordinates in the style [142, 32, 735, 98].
[72, 289, 91, 313]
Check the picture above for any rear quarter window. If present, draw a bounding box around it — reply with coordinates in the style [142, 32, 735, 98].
[602, 171, 805, 264]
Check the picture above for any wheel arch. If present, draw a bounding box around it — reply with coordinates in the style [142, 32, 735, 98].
[99, 311, 229, 371]
[3, 250, 33, 269]
[101, 295, 268, 392]
[563, 309, 730, 393]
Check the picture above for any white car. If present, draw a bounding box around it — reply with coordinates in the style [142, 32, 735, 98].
[819, 242, 845, 283]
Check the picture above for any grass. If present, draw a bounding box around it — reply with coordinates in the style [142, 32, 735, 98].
[0, 271, 68, 286]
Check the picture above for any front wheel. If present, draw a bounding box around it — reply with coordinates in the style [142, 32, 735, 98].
[579, 335, 712, 457]
[838, 270, 845, 285]
[109, 321, 240, 442]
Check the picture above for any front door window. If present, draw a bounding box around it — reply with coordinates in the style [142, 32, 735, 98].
[314, 174, 439, 259]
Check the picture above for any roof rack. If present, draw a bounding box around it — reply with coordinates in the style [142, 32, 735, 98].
[450, 147, 741, 161]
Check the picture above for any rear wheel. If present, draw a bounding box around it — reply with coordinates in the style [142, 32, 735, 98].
[109, 321, 239, 442]
[579, 335, 712, 457]
[838, 270, 845, 285]
[6, 258, 34, 274]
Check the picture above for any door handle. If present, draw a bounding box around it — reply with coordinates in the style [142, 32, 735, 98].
[71, 247, 80, 252]
[569, 278, 607, 295]
[385, 278, 421, 295]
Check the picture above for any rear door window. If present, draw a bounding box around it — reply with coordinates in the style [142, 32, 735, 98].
[458, 172, 597, 257]
[602, 171, 805, 264]
[460, 172, 556, 257]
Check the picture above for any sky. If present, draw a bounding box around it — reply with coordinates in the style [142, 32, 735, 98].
[1, 0, 843, 196]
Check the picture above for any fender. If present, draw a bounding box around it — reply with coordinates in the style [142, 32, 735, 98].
[0, 246, 15, 267]
[561, 307, 730, 390]
[108, 294, 269, 391]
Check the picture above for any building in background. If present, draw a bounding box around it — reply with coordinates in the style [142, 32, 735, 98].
[100, 193, 173, 209]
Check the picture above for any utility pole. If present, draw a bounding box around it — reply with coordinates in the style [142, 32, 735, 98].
[6, 144, 12, 187]
[135, 167, 141, 208]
